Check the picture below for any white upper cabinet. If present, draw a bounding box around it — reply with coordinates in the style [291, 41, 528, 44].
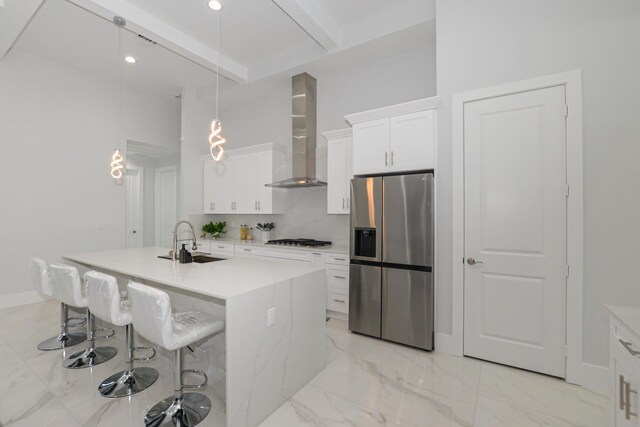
[323, 128, 353, 215]
[203, 143, 285, 215]
[346, 97, 440, 176]
[351, 119, 389, 176]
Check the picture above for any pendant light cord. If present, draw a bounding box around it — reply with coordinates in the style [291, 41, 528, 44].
[215, 11, 220, 120]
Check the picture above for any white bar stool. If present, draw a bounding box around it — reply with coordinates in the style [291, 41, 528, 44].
[84, 271, 159, 398]
[30, 257, 86, 350]
[48, 264, 118, 369]
[128, 281, 225, 427]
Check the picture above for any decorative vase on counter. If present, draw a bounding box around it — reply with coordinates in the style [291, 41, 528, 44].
[262, 231, 271, 244]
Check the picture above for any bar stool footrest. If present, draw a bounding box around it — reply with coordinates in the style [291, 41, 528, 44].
[64, 316, 87, 328]
[93, 328, 115, 340]
[182, 369, 208, 390]
[131, 346, 156, 362]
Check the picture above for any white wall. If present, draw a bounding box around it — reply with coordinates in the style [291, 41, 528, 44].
[0, 49, 180, 297]
[435, 0, 640, 367]
[182, 44, 437, 244]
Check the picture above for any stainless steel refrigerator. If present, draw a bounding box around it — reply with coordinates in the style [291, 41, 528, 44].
[349, 173, 434, 350]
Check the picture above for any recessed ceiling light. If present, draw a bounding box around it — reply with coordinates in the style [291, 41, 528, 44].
[208, 0, 222, 11]
[124, 56, 136, 64]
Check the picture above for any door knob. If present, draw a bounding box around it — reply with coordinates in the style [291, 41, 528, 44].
[132, 230, 137, 234]
[467, 257, 483, 265]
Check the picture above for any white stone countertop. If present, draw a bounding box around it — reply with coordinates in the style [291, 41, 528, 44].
[607, 305, 640, 336]
[64, 247, 324, 301]
[199, 237, 350, 254]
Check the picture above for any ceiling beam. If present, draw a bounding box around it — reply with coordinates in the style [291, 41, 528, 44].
[272, 0, 340, 51]
[0, 0, 45, 60]
[66, 0, 247, 83]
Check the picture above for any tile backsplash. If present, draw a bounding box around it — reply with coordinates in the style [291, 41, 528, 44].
[189, 187, 350, 246]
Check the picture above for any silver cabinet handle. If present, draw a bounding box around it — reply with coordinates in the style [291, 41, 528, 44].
[312, 252, 321, 256]
[626, 381, 638, 420]
[342, 198, 345, 209]
[621, 375, 626, 411]
[619, 339, 640, 356]
[385, 152, 388, 166]
[333, 299, 346, 303]
[391, 151, 394, 165]
[467, 257, 484, 265]
[257, 201, 260, 211]
[333, 275, 346, 279]
[334, 258, 346, 261]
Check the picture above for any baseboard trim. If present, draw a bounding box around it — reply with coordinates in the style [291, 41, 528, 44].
[0, 290, 46, 310]
[579, 361, 608, 396]
[435, 332, 463, 356]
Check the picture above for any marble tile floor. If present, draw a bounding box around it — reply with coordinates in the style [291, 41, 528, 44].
[0, 300, 609, 427]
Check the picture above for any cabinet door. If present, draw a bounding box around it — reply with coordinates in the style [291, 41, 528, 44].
[327, 138, 349, 214]
[389, 110, 434, 172]
[235, 153, 259, 214]
[345, 137, 353, 213]
[613, 357, 640, 426]
[203, 160, 215, 213]
[352, 118, 390, 175]
[256, 150, 274, 213]
[204, 158, 234, 214]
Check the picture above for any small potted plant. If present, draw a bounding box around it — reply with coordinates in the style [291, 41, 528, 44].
[201, 221, 227, 239]
[256, 222, 275, 243]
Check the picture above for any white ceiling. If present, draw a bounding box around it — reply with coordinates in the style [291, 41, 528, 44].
[8, 0, 435, 98]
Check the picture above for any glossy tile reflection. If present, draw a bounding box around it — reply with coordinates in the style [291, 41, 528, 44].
[0, 301, 609, 426]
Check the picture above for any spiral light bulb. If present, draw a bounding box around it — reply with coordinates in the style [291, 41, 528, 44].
[209, 120, 226, 161]
[110, 149, 124, 179]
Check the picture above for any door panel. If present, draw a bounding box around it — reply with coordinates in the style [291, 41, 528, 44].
[463, 85, 567, 377]
[382, 173, 433, 266]
[327, 138, 349, 214]
[126, 168, 143, 248]
[382, 268, 433, 349]
[349, 264, 381, 337]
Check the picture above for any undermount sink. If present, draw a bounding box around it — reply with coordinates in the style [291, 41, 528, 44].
[157, 254, 226, 263]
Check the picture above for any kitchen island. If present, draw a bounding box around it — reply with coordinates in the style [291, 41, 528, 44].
[63, 246, 326, 427]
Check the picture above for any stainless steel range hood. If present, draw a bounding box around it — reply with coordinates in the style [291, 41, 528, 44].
[266, 73, 326, 189]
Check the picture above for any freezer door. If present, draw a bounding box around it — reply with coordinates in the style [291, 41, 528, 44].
[382, 268, 433, 350]
[382, 173, 433, 267]
[350, 177, 383, 262]
[349, 264, 382, 337]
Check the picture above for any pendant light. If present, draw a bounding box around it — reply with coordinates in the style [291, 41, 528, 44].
[111, 16, 126, 181]
[208, 3, 226, 161]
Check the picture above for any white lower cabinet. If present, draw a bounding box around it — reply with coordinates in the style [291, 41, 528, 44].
[609, 307, 640, 426]
[197, 241, 349, 316]
[325, 253, 349, 317]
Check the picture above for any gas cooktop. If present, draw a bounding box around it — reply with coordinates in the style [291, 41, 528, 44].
[266, 238, 332, 248]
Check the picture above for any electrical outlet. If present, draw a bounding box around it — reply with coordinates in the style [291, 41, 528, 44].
[267, 307, 275, 327]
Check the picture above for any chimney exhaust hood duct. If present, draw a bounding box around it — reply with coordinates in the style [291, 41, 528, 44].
[266, 73, 326, 189]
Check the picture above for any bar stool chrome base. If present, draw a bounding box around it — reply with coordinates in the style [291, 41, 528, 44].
[98, 367, 159, 398]
[37, 331, 86, 351]
[64, 346, 117, 369]
[144, 393, 211, 427]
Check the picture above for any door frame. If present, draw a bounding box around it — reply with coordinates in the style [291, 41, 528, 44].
[450, 70, 584, 385]
[155, 165, 178, 247]
[125, 167, 144, 248]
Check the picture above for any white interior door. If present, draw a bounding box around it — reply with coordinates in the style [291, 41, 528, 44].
[155, 165, 177, 249]
[463, 85, 568, 377]
[126, 168, 143, 248]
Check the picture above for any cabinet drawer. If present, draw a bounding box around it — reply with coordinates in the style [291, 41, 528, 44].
[209, 242, 235, 255]
[326, 253, 349, 266]
[195, 241, 211, 254]
[327, 290, 349, 314]
[327, 267, 349, 290]
[262, 248, 312, 263]
[235, 246, 264, 257]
